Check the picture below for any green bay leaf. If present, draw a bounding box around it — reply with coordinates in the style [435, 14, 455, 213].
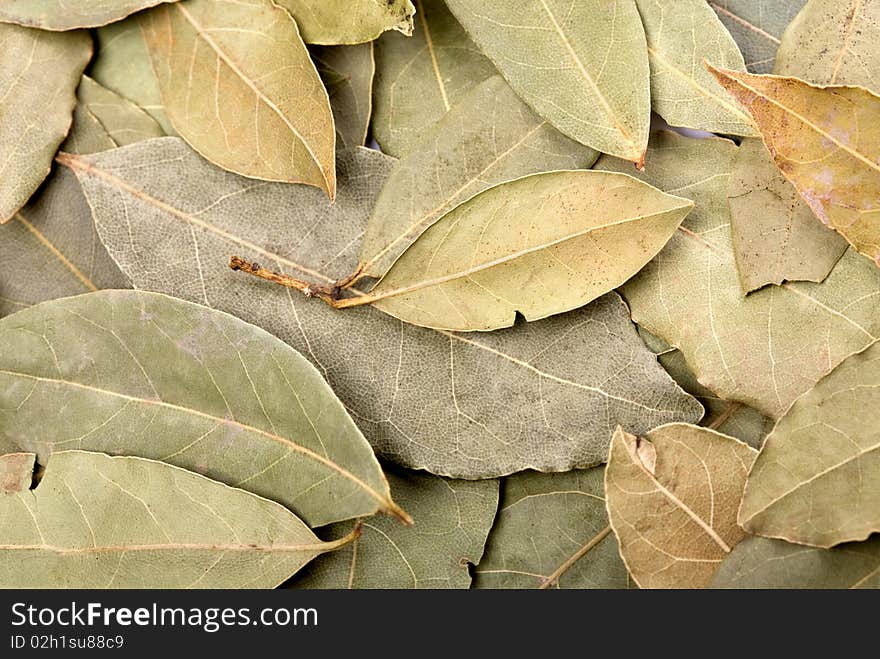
[0, 451, 349, 588]
[0, 0, 175, 30]
[65, 138, 702, 479]
[0, 290, 401, 527]
[274, 0, 415, 45]
[311, 43, 374, 149]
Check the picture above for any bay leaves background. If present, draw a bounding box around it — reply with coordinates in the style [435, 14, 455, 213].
[275, 0, 415, 46]
[473, 467, 630, 589]
[0, 0, 174, 31]
[371, 0, 496, 158]
[444, 0, 651, 163]
[597, 131, 880, 419]
[0, 290, 398, 528]
[294, 467, 498, 588]
[0, 24, 91, 224]
[140, 0, 337, 195]
[311, 43, 374, 149]
[360, 75, 598, 280]
[68, 138, 702, 479]
[0, 451, 345, 588]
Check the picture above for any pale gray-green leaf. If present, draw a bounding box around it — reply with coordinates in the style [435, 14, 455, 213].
[0, 451, 346, 588]
[0, 290, 399, 527]
[474, 467, 630, 589]
[274, 0, 415, 45]
[711, 535, 880, 588]
[372, 0, 496, 157]
[444, 0, 651, 163]
[360, 75, 599, 280]
[0, 24, 91, 224]
[597, 131, 880, 419]
[709, 1, 808, 73]
[634, 0, 758, 136]
[294, 467, 498, 588]
[739, 341, 880, 548]
[311, 43, 374, 149]
[66, 137, 702, 478]
[0, 0, 175, 30]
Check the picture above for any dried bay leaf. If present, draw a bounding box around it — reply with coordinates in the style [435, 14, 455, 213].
[372, 0, 496, 157]
[605, 424, 757, 588]
[634, 0, 758, 136]
[294, 467, 498, 588]
[473, 467, 630, 589]
[0, 290, 402, 528]
[597, 130, 880, 419]
[0, 0, 175, 30]
[739, 342, 880, 548]
[91, 17, 173, 134]
[0, 451, 352, 588]
[67, 138, 703, 478]
[712, 535, 880, 588]
[710, 67, 880, 267]
[140, 0, 336, 196]
[444, 0, 650, 164]
[359, 170, 693, 332]
[311, 44, 374, 149]
[274, 0, 415, 45]
[360, 76, 599, 281]
[709, 1, 808, 74]
[0, 25, 91, 224]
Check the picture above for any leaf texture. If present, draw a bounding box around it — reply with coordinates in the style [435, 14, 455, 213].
[0, 451, 348, 588]
[91, 17, 174, 134]
[0, 0, 175, 30]
[140, 0, 336, 196]
[739, 341, 880, 548]
[366, 170, 693, 332]
[274, 0, 415, 45]
[372, 0, 496, 157]
[473, 467, 630, 589]
[444, 0, 650, 164]
[0, 24, 91, 224]
[66, 138, 703, 478]
[709, 0, 808, 73]
[311, 43, 374, 149]
[605, 424, 757, 588]
[360, 75, 599, 280]
[711, 535, 880, 588]
[597, 130, 880, 419]
[0, 290, 399, 528]
[294, 467, 498, 588]
[710, 66, 880, 266]
[634, 0, 758, 136]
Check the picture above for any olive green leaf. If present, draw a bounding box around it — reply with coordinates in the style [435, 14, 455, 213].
[634, 0, 758, 136]
[0, 451, 354, 588]
[311, 43, 374, 149]
[639, 328, 772, 448]
[91, 16, 174, 134]
[0, 25, 91, 224]
[606, 424, 757, 588]
[709, 1, 808, 73]
[359, 75, 599, 281]
[739, 342, 880, 548]
[729, 136, 848, 293]
[0, 0, 176, 30]
[0, 290, 403, 528]
[712, 536, 880, 589]
[140, 0, 336, 197]
[63, 76, 164, 154]
[597, 130, 880, 419]
[775, 0, 880, 91]
[357, 170, 693, 332]
[65, 138, 702, 478]
[474, 467, 630, 589]
[274, 0, 415, 45]
[294, 467, 498, 588]
[372, 0, 496, 157]
[444, 0, 650, 164]
[709, 66, 880, 267]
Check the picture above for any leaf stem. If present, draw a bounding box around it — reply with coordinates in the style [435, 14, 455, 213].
[538, 525, 612, 589]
